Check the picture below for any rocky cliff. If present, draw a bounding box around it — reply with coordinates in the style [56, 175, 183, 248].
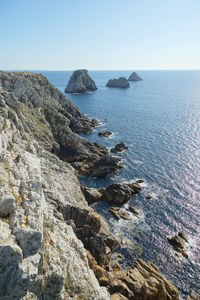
[0, 72, 179, 299]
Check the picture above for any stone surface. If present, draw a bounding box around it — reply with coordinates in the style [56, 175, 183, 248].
[187, 291, 200, 300]
[98, 130, 112, 138]
[102, 182, 141, 204]
[88, 253, 179, 300]
[167, 232, 188, 258]
[0, 71, 181, 299]
[128, 205, 139, 216]
[109, 207, 131, 221]
[0, 72, 110, 299]
[111, 142, 128, 153]
[65, 69, 97, 93]
[0, 71, 122, 178]
[128, 72, 143, 81]
[106, 77, 130, 89]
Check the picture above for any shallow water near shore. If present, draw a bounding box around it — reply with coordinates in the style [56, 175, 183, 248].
[39, 70, 200, 298]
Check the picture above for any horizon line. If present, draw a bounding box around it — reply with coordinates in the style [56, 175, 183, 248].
[1, 68, 200, 72]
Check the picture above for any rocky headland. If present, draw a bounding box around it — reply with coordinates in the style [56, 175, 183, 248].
[0, 71, 181, 299]
[128, 72, 143, 81]
[65, 69, 97, 93]
[106, 77, 130, 89]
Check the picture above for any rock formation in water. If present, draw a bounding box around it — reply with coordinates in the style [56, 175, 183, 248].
[128, 71, 143, 81]
[106, 77, 130, 88]
[98, 130, 112, 138]
[111, 141, 128, 153]
[65, 69, 97, 93]
[167, 232, 188, 258]
[0, 71, 180, 299]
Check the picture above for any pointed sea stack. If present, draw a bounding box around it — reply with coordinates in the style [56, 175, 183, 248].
[128, 71, 143, 81]
[65, 69, 97, 93]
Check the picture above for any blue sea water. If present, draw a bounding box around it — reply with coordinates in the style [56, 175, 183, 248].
[39, 70, 200, 298]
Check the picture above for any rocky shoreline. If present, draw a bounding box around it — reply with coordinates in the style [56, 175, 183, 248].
[0, 71, 195, 299]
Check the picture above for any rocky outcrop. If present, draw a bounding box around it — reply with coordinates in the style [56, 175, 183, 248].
[0, 100, 109, 298]
[98, 130, 112, 138]
[111, 142, 128, 153]
[102, 182, 141, 204]
[187, 291, 200, 300]
[109, 207, 131, 221]
[83, 182, 142, 205]
[0, 71, 181, 299]
[0, 72, 122, 178]
[128, 72, 143, 81]
[65, 69, 97, 93]
[167, 232, 188, 258]
[88, 254, 179, 300]
[106, 77, 130, 89]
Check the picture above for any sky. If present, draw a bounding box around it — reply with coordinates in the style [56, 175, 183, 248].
[0, 0, 200, 70]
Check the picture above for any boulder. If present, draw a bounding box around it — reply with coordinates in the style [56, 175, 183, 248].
[146, 193, 153, 200]
[128, 72, 143, 81]
[81, 186, 102, 205]
[102, 182, 141, 204]
[167, 232, 188, 258]
[111, 142, 128, 153]
[98, 131, 112, 138]
[128, 205, 139, 216]
[109, 207, 131, 221]
[65, 69, 97, 93]
[106, 77, 130, 89]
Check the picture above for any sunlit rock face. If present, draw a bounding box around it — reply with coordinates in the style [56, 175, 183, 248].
[65, 69, 97, 93]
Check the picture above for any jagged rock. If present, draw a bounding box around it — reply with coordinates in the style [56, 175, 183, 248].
[81, 186, 103, 205]
[128, 205, 139, 216]
[0, 71, 180, 299]
[167, 232, 188, 258]
[187, 291, 200, 300]
[146, 193, 153, 200]
[102, 182, 141, 204]
[111, 142, 128, 153]
[109, 207, 131, 221]
[87, 155, 122, 178]
[128, 72, 143, 81]
[65, 69, 97, 93]
[106, 77, 130, 89]
[98, 130, 112, 138]
[0, 72, 122, 177]
[0, 73, 111, 299]
[88, 254, 179, 300]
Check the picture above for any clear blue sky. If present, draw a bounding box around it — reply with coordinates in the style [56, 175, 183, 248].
[0, 0, 200, 70]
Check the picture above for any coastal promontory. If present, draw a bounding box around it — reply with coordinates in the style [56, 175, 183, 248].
[106, 77, 130, 88]
[65, 69, 97, 93]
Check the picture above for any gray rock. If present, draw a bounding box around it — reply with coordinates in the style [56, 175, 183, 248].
[106, 77, 130, 88]
[128, 72, 143, 81]
[102, 182, 141, 204]
[110, 141, 128, 153]
[65, 69, 97, 93]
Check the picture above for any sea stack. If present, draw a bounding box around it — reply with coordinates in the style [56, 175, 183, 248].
[65, 69, 97, 93]
[106, 77, 130, 88]
[128, 71, 143, 81]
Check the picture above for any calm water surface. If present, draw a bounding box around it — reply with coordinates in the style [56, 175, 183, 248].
[39, 70, 200, 298]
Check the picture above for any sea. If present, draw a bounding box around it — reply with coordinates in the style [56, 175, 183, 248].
[37, 70, 200, 298]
